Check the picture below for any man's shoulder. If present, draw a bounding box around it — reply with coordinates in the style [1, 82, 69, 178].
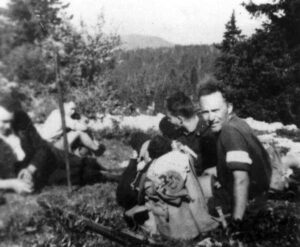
[47, 109, 60, 119]
[43, 109, 62, 125]
[219, 115, 253, 145]
[13, 110, 32, 131]
[222, 115, 251, 134]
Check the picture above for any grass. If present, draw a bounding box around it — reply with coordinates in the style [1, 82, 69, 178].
[0, 138, 300, 247]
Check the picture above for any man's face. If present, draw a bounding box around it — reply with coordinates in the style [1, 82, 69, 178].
[0, 106, 14, 136]
[65, 102, 76, 116]
[199, 91, 232, 133]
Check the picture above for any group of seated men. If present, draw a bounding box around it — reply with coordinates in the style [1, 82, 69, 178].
[1, 78, 300, 237]
[0, 93, 107, 195]
[117, 79, 300, 238]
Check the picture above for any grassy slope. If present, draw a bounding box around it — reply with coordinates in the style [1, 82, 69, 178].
[0, 139, 131, 247]
[0, 138, 299, 247]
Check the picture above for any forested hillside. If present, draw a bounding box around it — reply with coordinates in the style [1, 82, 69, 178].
[0, 0, 299, 126]
[120, 34, 174, 50]
[110, 45, 219, 112]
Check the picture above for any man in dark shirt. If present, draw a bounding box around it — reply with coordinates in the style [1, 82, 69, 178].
[198, 80, 271, 220]
[0, 94, 56, 193]
[164, 92, 217, 176]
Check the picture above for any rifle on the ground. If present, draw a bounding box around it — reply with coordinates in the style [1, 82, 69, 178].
[79, 216, 162, 246]
[38, 200, 164, 247]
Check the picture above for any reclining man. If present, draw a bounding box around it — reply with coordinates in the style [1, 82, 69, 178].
[0, 94, 107, 194]
[40, 101, 105, 157]
[0, 94, 56, 193]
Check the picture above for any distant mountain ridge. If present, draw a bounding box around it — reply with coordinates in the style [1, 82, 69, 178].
[120, 34, 174, 50]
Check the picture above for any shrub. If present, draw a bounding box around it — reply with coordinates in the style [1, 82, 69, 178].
[3, 44, 55, 84]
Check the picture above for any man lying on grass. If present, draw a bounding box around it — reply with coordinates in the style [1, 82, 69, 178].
[0, 94, 53, 193]
[0, 93, 111, 195]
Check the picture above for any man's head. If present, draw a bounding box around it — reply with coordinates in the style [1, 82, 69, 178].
[198, 80, 233, 133]
[166, 92, 195, 128]
[64, 101, 76, 117]
[148, 135, 172, 160]
[159, 116, 184, 140]
[0, 94, 21, 136]
[129, 132, 151, 154]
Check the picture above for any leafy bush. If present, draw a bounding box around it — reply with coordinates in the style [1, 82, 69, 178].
[3, 44, 55, 84]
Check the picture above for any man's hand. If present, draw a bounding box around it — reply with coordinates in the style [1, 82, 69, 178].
[18, 165, 36, 185]
[18, 168, 33, 183]
[171, 140, 197, 158]
[10, 179, 33, 194]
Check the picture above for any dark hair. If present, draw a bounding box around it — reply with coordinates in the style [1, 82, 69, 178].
[159, 116, 184, 139]
[148, 135, 172, 160]
[0, 93, 22, 113]
[198, 79, 230, 102]
[129, 132, 151, 154]
[166, 92, 195, 119]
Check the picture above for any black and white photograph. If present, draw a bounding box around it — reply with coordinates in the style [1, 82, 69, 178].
[0, 0, 299, 246]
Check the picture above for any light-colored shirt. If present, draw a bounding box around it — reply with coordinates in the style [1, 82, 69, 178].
[40, 109, 87, 142]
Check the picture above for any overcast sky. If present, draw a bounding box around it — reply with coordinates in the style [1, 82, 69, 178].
[1, 0, 272, 44]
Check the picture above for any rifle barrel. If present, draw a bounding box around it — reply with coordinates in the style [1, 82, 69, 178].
[83, 217, 161, 246]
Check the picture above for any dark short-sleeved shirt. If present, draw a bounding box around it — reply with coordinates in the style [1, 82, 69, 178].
[216, 115, 271, 200]
[178, 120, 217, 175]
[0, 111, 59, 186]
[159, 116, 217, 175]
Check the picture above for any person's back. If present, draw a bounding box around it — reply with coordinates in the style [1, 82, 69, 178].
[40, 109, 63, 142]
[40, 102, 105, 157]
[41, 103, 87, 142]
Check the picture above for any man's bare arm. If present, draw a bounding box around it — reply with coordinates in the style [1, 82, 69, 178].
[0, 178, 33, 194]
[232, 170, 249, 220]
